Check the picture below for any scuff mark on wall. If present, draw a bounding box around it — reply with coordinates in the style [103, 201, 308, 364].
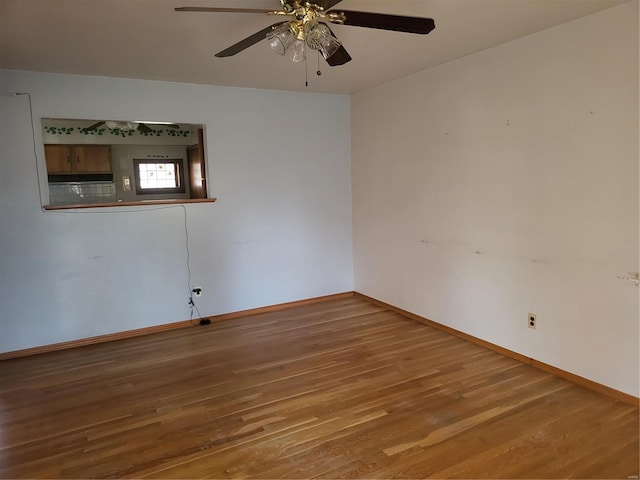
[417, 236, 623, 269]
[617, 272, 639, 287]
[530, 258, 550, 265]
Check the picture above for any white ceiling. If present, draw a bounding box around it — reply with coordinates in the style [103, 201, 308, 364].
[0, 0, 628, 94]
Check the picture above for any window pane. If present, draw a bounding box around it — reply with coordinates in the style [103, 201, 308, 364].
[133, 159, 185, 195]
[137, 162, 180, 189]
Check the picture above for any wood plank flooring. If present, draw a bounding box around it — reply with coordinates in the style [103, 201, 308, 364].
[0, 297, 637, 478]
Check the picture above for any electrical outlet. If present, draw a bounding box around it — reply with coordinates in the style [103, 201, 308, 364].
[528, 313, 537, 330]
[192, 287, 202, 297]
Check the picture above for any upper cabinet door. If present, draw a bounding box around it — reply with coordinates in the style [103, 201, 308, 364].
[45, 145, 112, 174]
[44, 145, 73, 173]
[73, 145, 111, 173]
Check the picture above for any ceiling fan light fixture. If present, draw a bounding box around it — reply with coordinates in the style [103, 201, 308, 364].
[267, 23, 305, 63]
[105, 121, 138, 131]
[305, 22, 341, 60]
[284, 38, 306, 63]
[267, 23, 295, 55]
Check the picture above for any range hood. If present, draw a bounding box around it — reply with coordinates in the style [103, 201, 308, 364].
[48, 173, 114, 183]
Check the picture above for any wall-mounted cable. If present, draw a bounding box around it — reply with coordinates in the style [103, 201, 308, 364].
[44, 203, 207, 324]
[11, 92, 46, 212]
[182, 204, 205, 324]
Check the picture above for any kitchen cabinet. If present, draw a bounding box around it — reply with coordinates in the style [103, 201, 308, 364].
[45, 145, 112, 174]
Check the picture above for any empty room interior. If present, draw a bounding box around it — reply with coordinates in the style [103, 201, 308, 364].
[0, 0, 638, 478]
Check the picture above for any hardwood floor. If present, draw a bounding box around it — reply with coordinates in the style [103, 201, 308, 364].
[0, 297, 637, 478]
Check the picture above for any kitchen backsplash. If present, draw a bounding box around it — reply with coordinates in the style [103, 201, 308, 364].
[48, 182, 116, 206]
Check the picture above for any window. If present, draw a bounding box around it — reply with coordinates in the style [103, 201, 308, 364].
[133, 159, 185, 195]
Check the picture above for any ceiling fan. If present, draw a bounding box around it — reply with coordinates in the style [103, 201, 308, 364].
[84, 121, 181, 134]
[175, 0, 436, 66]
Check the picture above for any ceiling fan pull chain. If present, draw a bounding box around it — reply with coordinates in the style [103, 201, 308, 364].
[317, 51, 322, 76]
[305, 44, 309, 87]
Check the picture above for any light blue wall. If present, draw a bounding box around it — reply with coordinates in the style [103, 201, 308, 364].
[0, 71, 353, 352]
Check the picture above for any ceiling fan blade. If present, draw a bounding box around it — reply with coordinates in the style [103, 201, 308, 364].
[85, 121, 105, 131]
[215, 22, 288, 57]
[327, 10, 436, 35]
[313, 0, 343, 10]
[175, 7, 273, 14]
[137, 123, 153, 134]
[321, 23, 351, 66]
[325, 45, 352, 66]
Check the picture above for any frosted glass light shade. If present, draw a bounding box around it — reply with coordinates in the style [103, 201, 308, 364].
[267, 24, 294, 56]
[105, 121, 138, 131]
[305, 22, 341, 60]
[285, 39, 306, 63]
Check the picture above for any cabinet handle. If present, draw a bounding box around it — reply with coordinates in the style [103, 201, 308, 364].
[76, 156, 80, 164]
[66, 156, 70, 164]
